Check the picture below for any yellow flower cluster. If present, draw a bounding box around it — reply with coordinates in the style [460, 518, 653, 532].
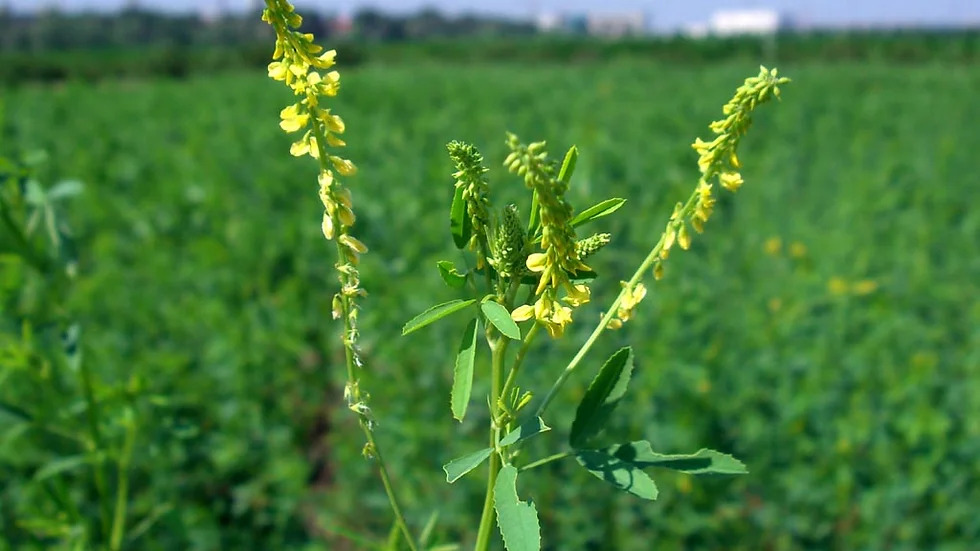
[606, 282, 647, 330]
[504, 134, 591, 338]
[262, 0, 360, 259]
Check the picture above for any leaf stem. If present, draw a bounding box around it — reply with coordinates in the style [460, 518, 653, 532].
[474, 334, 508, 551]
[520, 452, 571, 472]
[109, 409, 136, 551]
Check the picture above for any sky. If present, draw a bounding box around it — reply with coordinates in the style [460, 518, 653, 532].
[13, 0, 980, 32]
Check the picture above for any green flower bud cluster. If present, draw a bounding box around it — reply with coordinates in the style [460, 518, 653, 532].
[447, 141, 491, 254]
[575, 233, 611, 261]
[490, 204, 528, 279]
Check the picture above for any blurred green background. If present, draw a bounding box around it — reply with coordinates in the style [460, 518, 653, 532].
[1, 11, 979, 550]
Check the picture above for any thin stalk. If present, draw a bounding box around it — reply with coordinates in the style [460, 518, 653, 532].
[77, 352, 111, 541]
[535, 190, 700, 418]
[109, 411, 136, 551]
[474, 336, 508, 551]
[309, 119, 418, 551]
[520, 452, 571, 472]
[499, 322, 540, 407]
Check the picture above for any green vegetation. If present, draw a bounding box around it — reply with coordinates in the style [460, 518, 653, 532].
[2, 55, 978, 550]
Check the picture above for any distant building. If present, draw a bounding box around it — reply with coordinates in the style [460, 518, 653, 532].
[586, 11, 646, 37]
[709, 9, 785, 36]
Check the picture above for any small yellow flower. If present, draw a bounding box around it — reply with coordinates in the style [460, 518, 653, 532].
[321, 211, 334, 240]
[719, 171, 744, 192]
[339, 234, 368, 254]
[828, 277, 849, 296]
[764, 237, 782, 256]
[563, 284, 590, 307]
[852, 279, 878, 296]
[525, 253, 547, 272]
[511, 304, 534, 322]
[279, 104, 309, 133]
[789, 241, 808, 258]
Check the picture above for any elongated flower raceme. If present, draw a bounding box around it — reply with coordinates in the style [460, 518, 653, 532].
[262, 3, 419, 548]
[262, 0, 368, 416]
[649, 66, 790, 283]
[504, 133, 591, 338]
[447, 141, 492, 263]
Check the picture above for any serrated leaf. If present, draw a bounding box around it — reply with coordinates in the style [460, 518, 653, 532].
[451, 318, 479, 421]
[569, 198, 627, 229]
[443, 448, 492, 483]
[494, 465, 540, 551]
[558, 145, 578, 184]
[450, 186, 471, 249]
[606, 440, 747, 475]
[575, 448, 658, 500]
[437, 260, 468, 289]
[481, 300, 521, 340]
[402, 299, 477, 336]
[570, 347, 634, 448]
[500, 417, 550, 447]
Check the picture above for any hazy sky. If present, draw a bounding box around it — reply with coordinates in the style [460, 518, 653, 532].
[15, 0, 980, 31]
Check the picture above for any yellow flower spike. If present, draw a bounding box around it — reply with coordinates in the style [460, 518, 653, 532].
[321, 211, 334, 240]
[339, 234, 368, 254]
[511, 305, 534, 322]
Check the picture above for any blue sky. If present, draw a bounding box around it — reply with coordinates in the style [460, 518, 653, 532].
[15, 1, 980, 31]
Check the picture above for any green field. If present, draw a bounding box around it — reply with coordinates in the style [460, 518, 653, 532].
[2, 57, 979, 550]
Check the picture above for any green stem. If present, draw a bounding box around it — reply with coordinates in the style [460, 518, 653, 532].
[535, 189, 701, 418]
[109, 410, 136, 551]
[76, 348, 111, 541]
[499, 322, 540, 409]
[520, 451, 571, 472]
[474, 336, 508, 551]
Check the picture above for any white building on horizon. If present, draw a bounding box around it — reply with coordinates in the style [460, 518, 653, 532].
[708, 9, 786, 36]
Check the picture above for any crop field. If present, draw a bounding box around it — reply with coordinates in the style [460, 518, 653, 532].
[2, 57, 979, 550]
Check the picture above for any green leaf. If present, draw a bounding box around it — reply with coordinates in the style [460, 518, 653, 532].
[402, 299, 477, 336]
[437, 260, 468, 289]
[569, 198, 627, 229]
[569, 347, 634, 448]
[494, 465, 540, 551]
[451, 318, 479, 421]
[47, 180, 84, 201]
[499, 417, 550, 447]
[450, 186, 471, 249]
[443, 448, 492, 483]
[34, 454, 102, 482]
[558, 145, 578, 184]
[575, 448, 658, 500]
[605, 440, 747, 475]
[481, 300, 521, 340]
